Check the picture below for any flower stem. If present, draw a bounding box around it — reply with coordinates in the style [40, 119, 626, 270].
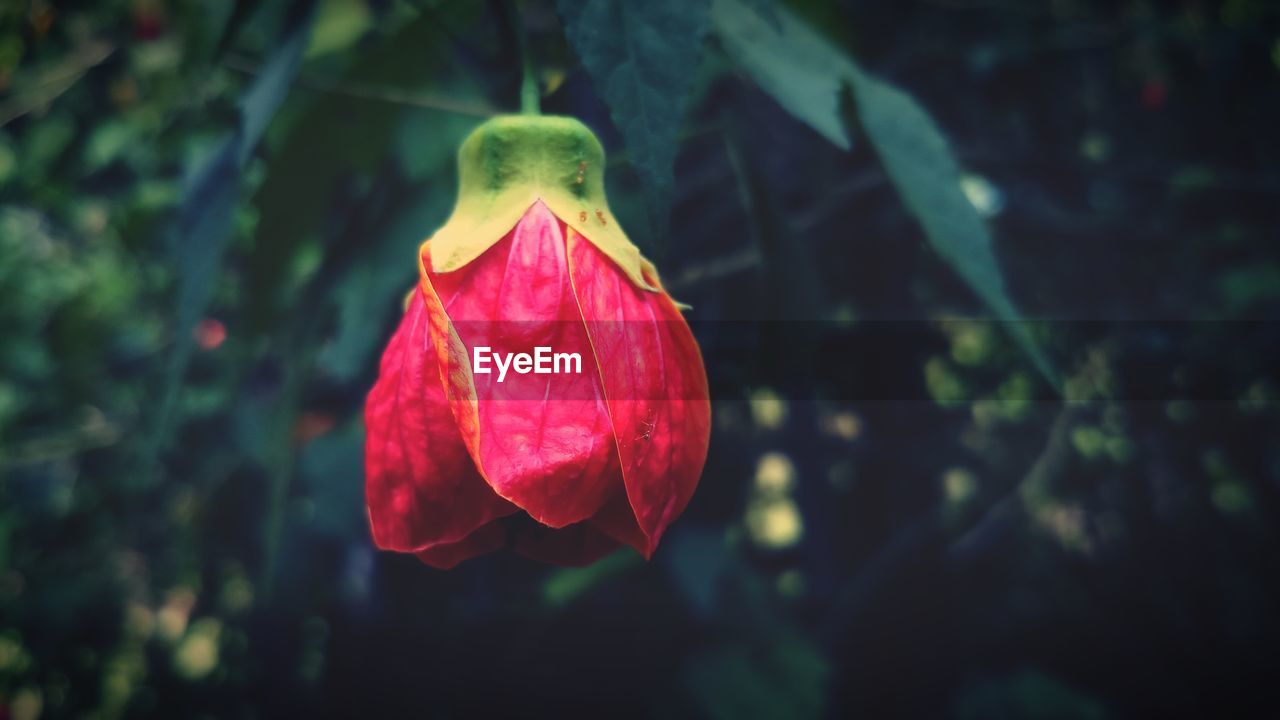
[521, 58, 540, 115]
[510, 0, 540, 114]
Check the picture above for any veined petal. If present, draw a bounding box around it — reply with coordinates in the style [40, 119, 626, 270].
[419, 201, 625, 529]
[416, 510, 622, 568]
[364, 291, 515, 552]
[567, 228, 711, 556]
[415, 518, 508, 569]
[588, 491, 651, 555]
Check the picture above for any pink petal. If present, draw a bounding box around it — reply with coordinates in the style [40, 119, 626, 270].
[364, 290, 515, 552]
[422, 201, 624, 528]
[589, 491, 651, 554]
[415, 518, 508, 569]
[566, 230, 711, 556]
[509, 516, 622, 566]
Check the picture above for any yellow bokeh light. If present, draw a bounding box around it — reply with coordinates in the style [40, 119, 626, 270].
[746, 498, 804, 549]
[754, 452, 796, 497]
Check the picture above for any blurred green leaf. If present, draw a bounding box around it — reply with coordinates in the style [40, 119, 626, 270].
[662, 526, 732, 617]
[395, 108, 479, 181]
[317, 185, 451, 381]
[713, 0, 1057, 388]
[298, 421, 366, 538]
[558, 0, 711, 245]
[18, 111, 75, 179]
[214, 0, 261, 59]
[0, 133, 15, 184]
[1220, 262, 1280, 314]
[685, 631, 828, 720]
[82, 118, 139, 172]
[153, 4, 315, 459]
[306, 0, 374, 58]
[0, 39, 114, 127]
[845, 65, 1058, 387]
[244, 13, 468, 336]
[710, 0, 852, 149]
[925, 356, 969, 406]
[541, 550, 641, 608]
[315, 106, 476, 380]
[173, 5, 313, 341]
[954, 669, 1109, 720]
[236, 11, 315, 164]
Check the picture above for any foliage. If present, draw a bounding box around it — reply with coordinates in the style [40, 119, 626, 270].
[714, 0, 1056, 384]
[558, 0, 711, 246]
[1, 0, 1278, 717]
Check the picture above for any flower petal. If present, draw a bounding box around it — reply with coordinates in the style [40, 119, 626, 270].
[509, 515, 622, 566]
[364, 290, 515, 552]
[420, 201, 624, 529]
[415, 519, 508, 569]
[566, 229, 711, 556]
[416, 514, 622, 569]
[588, 491, 651, 554]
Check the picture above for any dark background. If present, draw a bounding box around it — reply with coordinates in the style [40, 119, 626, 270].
[2, 0, 1279, 717]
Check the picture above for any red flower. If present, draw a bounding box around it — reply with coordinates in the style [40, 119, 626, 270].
[365, 116, 711, 568]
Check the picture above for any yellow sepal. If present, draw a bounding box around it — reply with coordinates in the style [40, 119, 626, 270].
[423, 115, 659, 292]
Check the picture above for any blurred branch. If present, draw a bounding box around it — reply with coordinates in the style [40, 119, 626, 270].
[793, 168, 889, 232]
[259, 168, 400, 601]
[146, 9, 315, 481]
[965, 153, 1280, 197]
[222, 54, 500, 117]
[947, 405, 1080, 566]
[820, 405, 1079, 643]
[404, 0, 502, 71]
[0, 40, 114, 127]
[1, 414, 123, 467]
[666, 247, 761, 290]
[818, 512, 938, 645]
[664, 167, 887, 291]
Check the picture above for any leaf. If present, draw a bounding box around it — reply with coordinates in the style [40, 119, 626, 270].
[0, 39, 114, 127]
[173, 4, 312, 339]
[684, 634, 828, 720]
[235, 8, 315, 165]
[298, 420, 366, 539]
[213, 0, 260, 59]
[557, 0, 711, 246]
[709, 0, 852, 149]
[845, 66, 1058, 386]
[316, 184, 452, 381]
[541, 550, 641, 608]
[659, 524, 829, 720]
[954, 669, 1110, 720]
[316, 108, 477, 381]
[306, 0, 374, 58]
[150, 4, 315, 463]
[660, 526, 731, 617]
[395, 107, 479, 181]
[82, 117, 139, 172]
[712, 0, 1057, 387]
[243, 13, 466, 337]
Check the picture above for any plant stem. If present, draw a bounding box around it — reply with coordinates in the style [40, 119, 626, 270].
[521, 57, 540, 115]
[510, 0, 539, 114]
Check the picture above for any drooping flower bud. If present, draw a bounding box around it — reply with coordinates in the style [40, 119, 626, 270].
[365, 115, 710, 567]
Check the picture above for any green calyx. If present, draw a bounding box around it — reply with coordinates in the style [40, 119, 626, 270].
[426, 115, 658, 291]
